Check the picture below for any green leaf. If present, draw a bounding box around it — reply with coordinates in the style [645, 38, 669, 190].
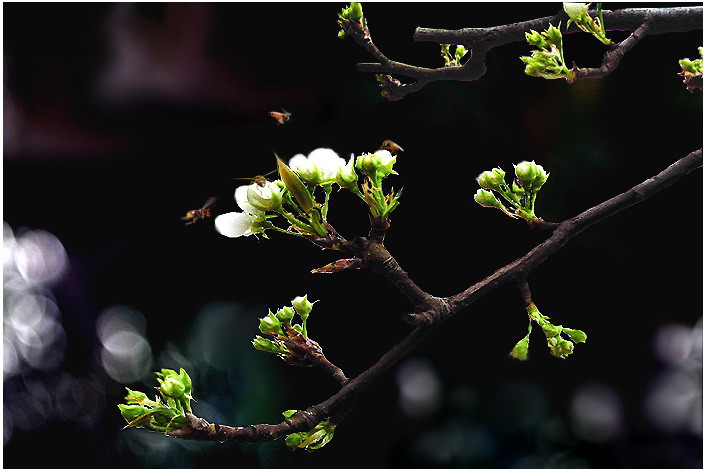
[510, 333, 531, 360]
[282, 409, 298, 419]
[563, 328, 587, 343]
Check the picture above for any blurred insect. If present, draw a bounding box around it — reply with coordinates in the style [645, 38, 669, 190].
[379, 139, 404, 154]
[232, 169, 278, 187]
[268, 109, 292, 125]
[181, 197, 216, 225]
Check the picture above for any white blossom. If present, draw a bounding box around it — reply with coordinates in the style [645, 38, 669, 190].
[289, 148, 346, 185]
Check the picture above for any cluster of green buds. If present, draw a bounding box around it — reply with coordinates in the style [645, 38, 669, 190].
[252, 295, 326, 365]
[511, 303, 587, 360]
[440, 43, 468, 67]
[563, 3, 612, 46]
[282, 410, 336, 451]
[337, 2, 368, 39]
[117, 368, 193, 434]
[474, 161, 549, 223]
[679, 47, 703, 92]
[355, 149, 401, 219]
[520, 24, 575, 81]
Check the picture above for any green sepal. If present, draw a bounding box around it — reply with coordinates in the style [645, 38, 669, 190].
[277, 156, 315, 215]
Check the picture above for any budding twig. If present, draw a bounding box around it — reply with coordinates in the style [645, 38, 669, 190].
[354, 6, 702, 100]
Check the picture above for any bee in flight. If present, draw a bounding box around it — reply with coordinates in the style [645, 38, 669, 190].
[232, 169, 278, 187]
[378, 139, 404, 154]
[268, 109, 292, 125]
[181, 197, 217, 225]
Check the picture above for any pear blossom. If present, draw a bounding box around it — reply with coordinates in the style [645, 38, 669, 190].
[356, 149, 397, 180]
[246, 181, 283, 211]
[289, 148, 346, 185]
[214, 184, 267, 238]
[336, 156, 359, 191]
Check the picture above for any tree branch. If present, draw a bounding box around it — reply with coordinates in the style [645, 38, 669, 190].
[164, 147, 702, 443]
[353, 6, 702, 100]
[571, 14, 652, 81]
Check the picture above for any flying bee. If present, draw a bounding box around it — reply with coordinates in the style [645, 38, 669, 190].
[268, 109, 291, 125]
[379, 139, 404, 154]
[181, 197, 216, 225]
[232, 169, 278, 187]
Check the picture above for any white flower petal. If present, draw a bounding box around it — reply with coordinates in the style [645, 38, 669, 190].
[235, 185, 261, 215]
[308, 148, 346, 180]
[215, 212, 257, 238]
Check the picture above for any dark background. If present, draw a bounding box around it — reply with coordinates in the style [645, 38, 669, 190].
[3, 2, 702, 468]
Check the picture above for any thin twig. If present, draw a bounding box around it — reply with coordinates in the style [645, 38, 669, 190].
[571, 15, 653, 81]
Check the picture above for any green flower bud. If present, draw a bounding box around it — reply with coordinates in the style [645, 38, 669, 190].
[118, 404, 149, 423]
[476, 167, 506, 189]
[285, 433, 306, 449]
[252, 335, 290, 354]
[259, 312, 284, 336]
[159, 376, 186, 398]
[514, 161, 540, 189]
[336, 157, 359, 191]
[563, 3, 588, 23]
[474, 189, 503, 209]
[348, 2, 363, 20]
[532, 164, 549, 190]
[292, 295, 314, 317]
[125, 388, 148, 404]
[276, 306, 295, 324]
[540, 321, 563, 338]
[356, 150, 397, 181]
[510, 333, 531, 360]
[549, 337, 574, 358]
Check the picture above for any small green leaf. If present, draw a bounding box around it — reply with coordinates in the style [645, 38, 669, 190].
[510, 333, 531, 360]
[564, 328, 587, 343]
[282, 409, 298, 419]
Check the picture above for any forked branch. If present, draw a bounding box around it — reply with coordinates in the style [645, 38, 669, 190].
[352, 6, 702, 100]
[166, 147, 702, 443]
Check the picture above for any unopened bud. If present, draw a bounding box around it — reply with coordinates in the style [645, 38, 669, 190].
[292, 295, 314, 317]
[514, 161, 540, 189]
[477, 167, 506, 190]
[474, 189, 503, 209]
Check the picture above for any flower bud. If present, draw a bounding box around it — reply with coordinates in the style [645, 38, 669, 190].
[476, 167, 506, 189]
[531, 164, 549, 190]
[474, 189, 503, 209]
[259, 312, 284, 336]
[118, 404, 149, 423]
[563, 3, 588, 22]
[276, 306, 295, 324]
[246, 181, 283, 211]
[159, 376, 186, 398]
[349, 2, 363, 20]
[292, 295, 314, 317]
[336, 157, 359, 191]
[356, 150, 396, 181]
[252, 335, 289, 354]
[514, 161, 540, 189]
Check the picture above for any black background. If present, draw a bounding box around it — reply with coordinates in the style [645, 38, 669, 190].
[3, 2, 702, 468]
